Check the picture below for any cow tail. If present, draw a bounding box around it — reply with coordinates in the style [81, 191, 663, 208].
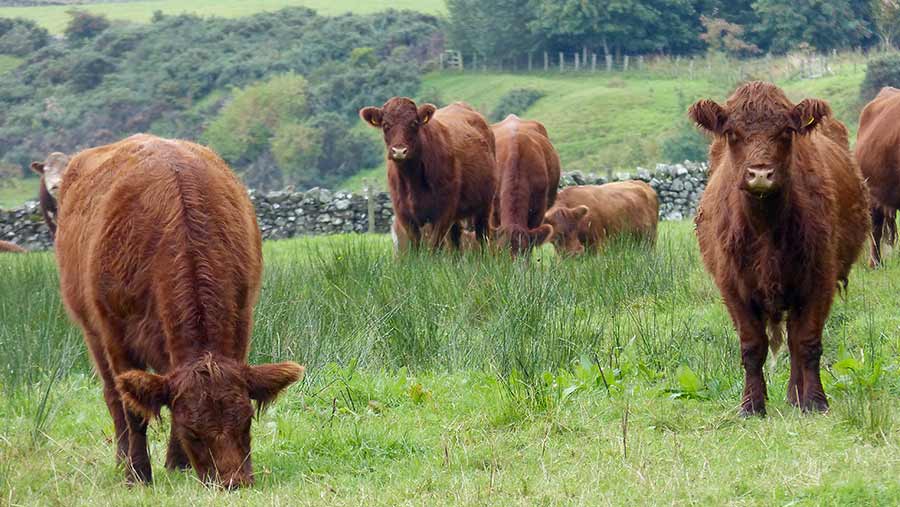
[766, 318, 786, 358]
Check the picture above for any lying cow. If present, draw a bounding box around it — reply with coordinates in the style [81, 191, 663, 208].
[361, 98, 496, 251]
[0, 240, 27, 253]
[691, 82, 869, 415]
[48, 134, 303, 487]
[542, 181, 659, 256]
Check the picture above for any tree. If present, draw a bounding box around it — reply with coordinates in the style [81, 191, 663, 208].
[64, 10, 111, 41]
[752, 0, 873, 53]
[699, 15, 760, 56]
[446, 0, 539, 64]
[872, 0, 900, 49]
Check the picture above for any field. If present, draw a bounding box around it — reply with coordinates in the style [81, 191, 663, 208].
[0, 177, 39, 209]
[3, 224, 900, 505]
[0, 0, 445, 34]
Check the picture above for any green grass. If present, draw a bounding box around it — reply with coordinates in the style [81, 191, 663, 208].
[0, 0, 446, 34]
[2, 223, 900, 504]
[0, 54, 22, 75]
[0, 177, 39, 209]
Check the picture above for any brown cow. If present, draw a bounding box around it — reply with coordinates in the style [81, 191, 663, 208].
[29, 152, 68, 238]
[542, 181, 658, 256]
[0, 240, 26, 253]
[52, 134, 302, 487]
[855, 86, 900, 266]
[360, 98, 496, 251]
[491, 115, 559, 255]
[690, 82, 869, 415]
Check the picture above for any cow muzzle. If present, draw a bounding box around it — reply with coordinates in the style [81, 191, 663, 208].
[390, 146, 409, 161]
[745, 166, 776, 195]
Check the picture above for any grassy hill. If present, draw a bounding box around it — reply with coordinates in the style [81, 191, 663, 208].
[0, 0, 446, 33]
[343, 59, 867, 191]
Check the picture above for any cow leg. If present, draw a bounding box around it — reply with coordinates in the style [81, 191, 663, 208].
[165, 426, 190, 470]
[786, 324, 803, 407]
[787, 299, 832, 413]
[428, 217, 454, 252]
[447, 222, 462, 250]
[870, 206, 885, 268]
[724, 298, 768, 416]
[473, 210, 491, 250]
[83, 328, 130, 462]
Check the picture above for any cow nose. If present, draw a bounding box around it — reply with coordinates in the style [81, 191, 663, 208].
[746, 167, 775, 192]
[390, 146, 408, 160]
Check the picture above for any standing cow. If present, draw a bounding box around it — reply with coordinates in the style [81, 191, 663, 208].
[29, 152, 68, 238]
[855, 86, 900, 266]
[542, 181, 658, 256]
[48, 134, 302, 487]
[360, 98, 496, 251]
[690, 82, 869, 415]
[491, 115, 559, 255]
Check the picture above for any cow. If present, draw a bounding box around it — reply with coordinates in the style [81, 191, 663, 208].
[855, 86, 900, 266]
[51, 134, 303, 487]
[360, 98, 497, 251]
[29, 152, 68, 238]
[542, 181, 658, 256]
[0, 240, 26, 253]
[491, 115, 559, 255]
[690, 82, 870, 416]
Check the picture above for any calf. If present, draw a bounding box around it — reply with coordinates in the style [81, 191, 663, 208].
[491, 115, 559, 255]
[53, 134, 302, 487]
[855, 86, 900, 266]
[0, 240, 26, 253]
[29, 152, 68, 238]
[542, 181, 658, 256]
[690, 82, 869, 415]
[361, 98, 496, 251]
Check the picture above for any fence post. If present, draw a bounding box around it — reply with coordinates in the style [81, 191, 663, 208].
[583, 46, 588, 67]
[365, 179, 375, 234]
[528, 52, 533, 72]
[473, 53, 477, 72]
[592, 53, 597, 72]
[559, 52, 564, 72]
[439, 52, 444, 70]
[689, 59, 694, 80]
[624, 55, 629, 72]
[638, 55, 644, 71]
[574, 52, 580, 71]
[544, 51, 549, 71]
[606, 54, 613, 72]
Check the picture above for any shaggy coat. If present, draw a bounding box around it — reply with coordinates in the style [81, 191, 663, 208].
[542, 181, 658, 256]
[54, 134, 302, 487]
[691, 82, 869, 415]
[855, 86, 900, 266]
[29, 152, 68, 238]
[0, 240, 26, 253]
[491, 115, 560, 255]
[361, 98, 497, 251]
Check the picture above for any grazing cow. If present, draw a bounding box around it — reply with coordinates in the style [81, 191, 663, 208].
[360, 98, 496, 251]
[0, 240, 26, 253]
[53, 134, 303, 487]
[690, 82, 869, 415]
[542, 181, 658, 256]
[491, 115, 560, 255]
[29, 152, 68, 238]
[855, 86, 900, 266]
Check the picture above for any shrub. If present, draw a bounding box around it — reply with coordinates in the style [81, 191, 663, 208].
[0, 18, 49, 57]
[661, 121, 709, 163]
[860, 53, 900, 102]
[64, 10, 110, 42]
[489, 88, 545, 122]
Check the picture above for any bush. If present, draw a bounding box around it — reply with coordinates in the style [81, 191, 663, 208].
[489, 88, 545, 122]
[860, 53, 900, 102]
[64, 10, 110, 41]
[661, 121, 709, 163]
[0, 18, 49, 57]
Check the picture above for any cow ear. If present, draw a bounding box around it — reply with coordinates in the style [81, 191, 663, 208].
[116, 371, 170, 421]
[360, 107, 383, 128]
[418, 104, 436, 125]
[573, 205, 589, 221]
[246, 362, 304, 409]
[30, 162, 44, 175]
[688, 99, 728, 135]
[530, 224, 554, 246]
[791, 98, 831, 135]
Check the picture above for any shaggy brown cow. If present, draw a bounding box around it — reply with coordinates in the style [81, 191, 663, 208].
[690, 82, 869, 415]
[360, 98, 496, 251]
[53, 134, 302, 487]
[0, 240, 26, 253]
[491, 115, 559, 255]
[855, 86, 900, 266]
[542, 181, 658, 256]
[29, 152, 68, 238]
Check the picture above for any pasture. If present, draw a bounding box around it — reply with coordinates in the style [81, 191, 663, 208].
[2, 223, 900, 505]
[0, 0, 446, 34]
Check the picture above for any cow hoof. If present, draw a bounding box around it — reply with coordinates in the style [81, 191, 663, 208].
[800, 399, 829, 413]
[739, 405, 766, 418]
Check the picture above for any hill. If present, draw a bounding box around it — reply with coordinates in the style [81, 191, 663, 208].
[0, 0, 445, 33]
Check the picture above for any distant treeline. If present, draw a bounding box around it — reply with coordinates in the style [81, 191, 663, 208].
[447, 0, 900, 65]
[0, 9, 441, 189]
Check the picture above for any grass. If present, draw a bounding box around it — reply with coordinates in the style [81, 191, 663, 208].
[0, 177, 39, 209]
[0, 54, 22, 75]
[2, 223, 900, 504]
[0, 0, 446, 34]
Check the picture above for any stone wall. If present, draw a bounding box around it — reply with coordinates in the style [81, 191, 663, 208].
[1, 161, 708, 251]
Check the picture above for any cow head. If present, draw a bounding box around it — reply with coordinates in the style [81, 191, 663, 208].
[360, 97, 436, 163]
[543, 206, 589, 256]
[496, 224, 553, 256]
[30, 152, 69, 199]
[116, 355, 303, 488]
[689, 81, 830, 198]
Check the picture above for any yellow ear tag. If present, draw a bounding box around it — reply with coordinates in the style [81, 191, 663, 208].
[804, 116, 815, 127]
[370, 119, 380, 127]
[421, 115, 430, 125]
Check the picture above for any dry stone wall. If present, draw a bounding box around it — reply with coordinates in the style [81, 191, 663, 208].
[2, 161, 708, 251]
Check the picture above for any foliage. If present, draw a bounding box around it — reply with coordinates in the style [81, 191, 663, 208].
[872, 0, 900, 49]
[0, 18, 48, 56]
[661, 121, 709, 164]
[699, 15, 759, 57]
[63, 9, 110, 41]
[446, 0, 540, 63]
[860, 52, 900, 101]
[489, 88, 545, 122]
[752, 0, 874, 53]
